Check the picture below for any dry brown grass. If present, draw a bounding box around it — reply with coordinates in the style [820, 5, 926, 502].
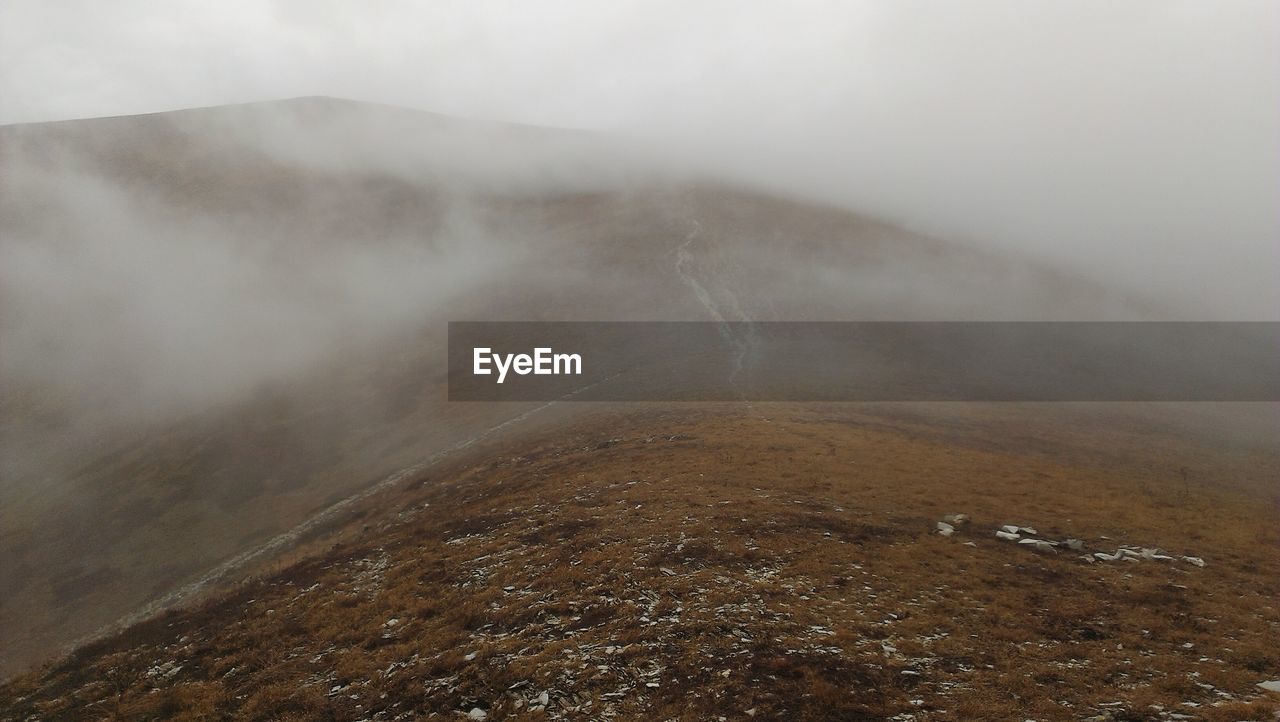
[2, 403, 1278, 721]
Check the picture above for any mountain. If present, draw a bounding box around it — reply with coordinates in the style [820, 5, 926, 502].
[1, 99, 1275, 718]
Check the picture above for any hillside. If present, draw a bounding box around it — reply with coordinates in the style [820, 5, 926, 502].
[0, 98, 1165, 679]
[2, 404, 1278, 720]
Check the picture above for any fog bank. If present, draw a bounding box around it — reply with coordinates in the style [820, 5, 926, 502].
[3, 1, 1276, 317]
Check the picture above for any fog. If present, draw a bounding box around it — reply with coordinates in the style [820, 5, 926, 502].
[1, 1, 1275, 472]
[1, 155, 489, 415]
[2, 1, 1277, 319]
[3, 3, 1280, 682]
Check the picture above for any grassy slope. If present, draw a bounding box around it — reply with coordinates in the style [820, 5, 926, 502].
[3, 403, 1277, 721]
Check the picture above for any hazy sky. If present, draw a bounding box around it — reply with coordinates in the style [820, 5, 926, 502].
[2, 0, 1277, 316]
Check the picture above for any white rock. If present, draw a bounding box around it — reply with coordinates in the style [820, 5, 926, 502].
[1000, 525, 1020, 534]
[1018, 538, 1057, 552]
[537, 691, 550, 706]
[1065, 539, 1085, 551]
[936, 522, 954, 536]
[467, 708, 487, 721]
[996, 530, 1020, 541]
[464, 652, 478, 661]
[1182, 556, 1206, 567]
[1257, 680, 1280, 693]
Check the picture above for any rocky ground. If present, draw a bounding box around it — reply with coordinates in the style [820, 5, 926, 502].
[2, 404, 1278, 720]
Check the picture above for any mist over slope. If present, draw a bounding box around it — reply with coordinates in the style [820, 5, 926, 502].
[5, 3, 1276, 321]
[0, 97, 1157, 478]
[0, 97, 1194, 677]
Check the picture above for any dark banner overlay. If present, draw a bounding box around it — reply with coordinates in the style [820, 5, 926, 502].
[448, 322, 1280, 402]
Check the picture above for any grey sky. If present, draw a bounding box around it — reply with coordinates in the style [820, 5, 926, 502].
[2, 0, 1277, 316]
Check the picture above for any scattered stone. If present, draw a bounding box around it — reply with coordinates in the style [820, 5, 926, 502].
[936, 521, 955, 536]
[466, 708, 487, 721]
[1018, 539, 1057, 553]
[146, 661, 182, 679]
[1257, 680, 1280, 693]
